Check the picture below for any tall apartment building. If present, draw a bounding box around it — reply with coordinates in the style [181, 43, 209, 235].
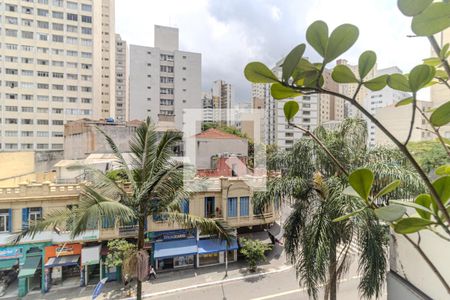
[0, 0, 115, 151]
[115, 34, 127, 122]
[319, 69, 343, 123]
[96, 0, 115, 119]
[336, 59, 376, 119]
[251, 59, 319, 151]
[201, 91, 214, 124]
[364, 66, 411, 146]
[212, 80, 234, 125]
[129, 25, 201, 130]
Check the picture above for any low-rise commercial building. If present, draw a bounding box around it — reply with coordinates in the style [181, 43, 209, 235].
[0, 175, 277, 295]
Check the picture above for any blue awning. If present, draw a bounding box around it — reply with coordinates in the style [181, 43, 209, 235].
[45, 255, 80, 268]
[154, 239, 197, 259]
[198, 239, 238, 254]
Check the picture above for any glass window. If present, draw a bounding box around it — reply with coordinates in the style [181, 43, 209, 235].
[52, 11, 64, 19]
[29, 208, 42, 223]
[228, 197, 238, 217]
[81, 4, 92, 11]
[0, 210, 10, 232]
[240, 197, 250, 216]
[205, 197, 215, 218]
[67, 13, 78, 21]
[181, 199, 189, 214]
[82, 15, 92, 23]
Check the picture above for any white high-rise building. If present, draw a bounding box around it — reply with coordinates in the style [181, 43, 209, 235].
[364, 66, 411, 146]
[115, 34, 127, 122]
[212, 80, 234, 125]
[129, 25, 201, 130]
[0, 0, 115, 151]
[251, 59, 319, 151]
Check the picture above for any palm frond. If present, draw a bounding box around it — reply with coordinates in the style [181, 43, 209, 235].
[162, 211, 235, 244]
[96, 126, 136, 190]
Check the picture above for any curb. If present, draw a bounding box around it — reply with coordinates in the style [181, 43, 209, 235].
[122, 265, 293, 299]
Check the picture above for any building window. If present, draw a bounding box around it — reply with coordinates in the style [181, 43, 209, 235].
[0, 209, 11, 232]
[204, 197, 215, 218]
[228, 197, 238, 217]
[240, 197, 250, 216]
[181, 199, 189, 214]
[82, 15, 92, 23]
[67, 13, 78, 21]
[29, 208, 42, 224]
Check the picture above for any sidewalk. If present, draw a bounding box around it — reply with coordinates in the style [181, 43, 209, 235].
[18, 244, 288, 300]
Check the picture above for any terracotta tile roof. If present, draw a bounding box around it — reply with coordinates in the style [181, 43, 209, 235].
[194, 128, 243, 139]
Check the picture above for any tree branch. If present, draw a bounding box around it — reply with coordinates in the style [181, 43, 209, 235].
[313, 87, 450, 228]
[429, 35, 450, 79]
[416, 106, 450, 158]
[404, 95, 417, 146]
[403, 234, 450, 294]
[287, 122, 349, 177]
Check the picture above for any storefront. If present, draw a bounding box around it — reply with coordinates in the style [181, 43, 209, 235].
[81, 245, 101, 286]
[153, 239, 197, 270]
[44, 243, 81, 292]
[0, 242, 49, 297]
[197, 239, 238, 267]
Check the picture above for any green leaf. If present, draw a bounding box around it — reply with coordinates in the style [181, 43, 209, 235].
[363, 75, 389, 91]
[395, 97, 413, 107]
[325, 24, 359, 63]
[390, 199, 433, 219]
[430, 101, 450, 127]
[393, 217, 434, 234]
[432, 175, 450, 206]
[306, 20, 328, 58]
[349, 168, 374, 202]
[333, 207, 366, 222]
[423, 57, 441, 67]
[283, 101, 300, 122]
[342, 186, 361, 198]
[358, 50, 377, 80]
[282, 44, 306, 82]
[374, 205, 406, 222]
[271, 83, 302, 100]
[375, 180, 401, 199]
[387, 74, 411, 92]
[440, 43, 449, 59]
[435, 69, 449, 80]
[398, 0, 433, 16]
[408, 64, 436, 92]
[244, 62, 279, 83]
[412, 3, 450, 36]
[331, 65, 359, 83]
[435, 165, 450, 176]
[414, 194, 432, 220]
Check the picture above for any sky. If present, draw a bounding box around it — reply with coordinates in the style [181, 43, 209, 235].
[116, 0, 430, 103]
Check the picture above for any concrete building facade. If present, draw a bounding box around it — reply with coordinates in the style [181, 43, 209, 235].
[129, 25, 201, 130]
[364, 66, 412, 146]
[115, 34, 127, 122]
[0, 0, 115, 151]
[212, 80, 234, 125]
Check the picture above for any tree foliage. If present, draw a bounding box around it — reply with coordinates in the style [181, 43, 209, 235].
[239, 238, 272, 272]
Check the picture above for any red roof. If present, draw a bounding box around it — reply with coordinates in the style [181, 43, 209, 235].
[195, 128, 243, 139]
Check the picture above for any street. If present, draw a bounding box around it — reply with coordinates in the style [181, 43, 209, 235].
[148, 267, 363, 300]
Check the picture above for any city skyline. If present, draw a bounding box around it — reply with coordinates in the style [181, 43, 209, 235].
[116, 0, 429, 102]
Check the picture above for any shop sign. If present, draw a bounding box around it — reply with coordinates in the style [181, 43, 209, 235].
[151, 229, 196, 242]
[0, 246, 23, 259]
[56, 246, 75, 256]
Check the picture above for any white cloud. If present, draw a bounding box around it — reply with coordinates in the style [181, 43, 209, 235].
[116, 0, 431, 102]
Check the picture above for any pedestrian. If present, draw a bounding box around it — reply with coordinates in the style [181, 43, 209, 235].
[148, 265, 157, 280]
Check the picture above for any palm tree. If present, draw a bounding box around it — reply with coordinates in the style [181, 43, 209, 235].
[254, 119, 424, 300]
[24, 118, 231, 300]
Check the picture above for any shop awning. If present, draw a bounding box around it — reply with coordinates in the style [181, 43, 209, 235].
[45, 255, 80, 268]
[198, 239, 239, 254]
[154, 239, 197, 259]
[0, 259, 18, 271]
[18, 256, 41, 278]
[81, 245, 101, 266]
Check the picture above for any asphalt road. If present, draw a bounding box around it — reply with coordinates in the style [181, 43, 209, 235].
[149, 268, 364, 300]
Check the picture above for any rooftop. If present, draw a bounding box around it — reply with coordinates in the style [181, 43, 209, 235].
[195, 128, 244, 140]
